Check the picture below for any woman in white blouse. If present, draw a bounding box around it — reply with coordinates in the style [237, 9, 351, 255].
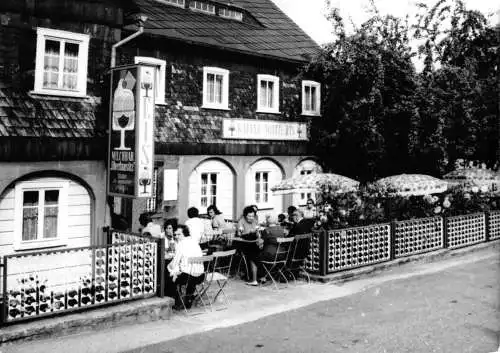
[167, 225, 204, 309]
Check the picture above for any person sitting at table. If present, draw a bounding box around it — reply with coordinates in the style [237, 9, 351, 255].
[289, 209, 314, 236]
[235, 205, 262, 286]
[185, 207, 205, 244]
[207, 205, 227, 231]
[303, 198, 317, 219]
[167, 225, 204, 309]
[139, 212, 164, 238]
[257, 215, 289, 283]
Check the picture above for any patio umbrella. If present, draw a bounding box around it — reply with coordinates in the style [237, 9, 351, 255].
[271, 173, 359, 195]
[443, 168, 500, 192]
[372, 174, 448, 197]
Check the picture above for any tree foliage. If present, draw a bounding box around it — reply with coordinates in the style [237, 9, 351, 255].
[307, 0, 499, 182]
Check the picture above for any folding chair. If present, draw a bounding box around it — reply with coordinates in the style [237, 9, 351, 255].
[209, 249, 236, 309]
[286, 233, 312, 284]
[232, 238, 258, 281]
[259, 237, 294, 290]
[176, 255, 214, 313]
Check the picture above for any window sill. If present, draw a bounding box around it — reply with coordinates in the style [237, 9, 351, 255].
[256, 109, 281, 115]
[30, 90, 88, 99]
[155, 101, 167, 106]
[14, 240, 67, 252]
[301, 111, 321, 117]
[202, 105, 230, 111]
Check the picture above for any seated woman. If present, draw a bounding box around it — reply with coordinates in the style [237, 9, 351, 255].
[303, 198, 317, 219]
[235, 205, 262, 286]
[167, 225, 204, 309]
[207, 204, 227, 231]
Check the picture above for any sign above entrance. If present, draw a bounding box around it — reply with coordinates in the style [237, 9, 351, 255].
[222, 119, 308, 141]
[108, 64, 156, 198]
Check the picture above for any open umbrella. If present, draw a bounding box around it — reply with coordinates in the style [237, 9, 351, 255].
[443, 168, 500, 192]
[271, 173, 359, 195]
[372, 174, 448, 197]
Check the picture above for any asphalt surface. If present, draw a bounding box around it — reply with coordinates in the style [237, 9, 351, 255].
[128, 256, 500, 353]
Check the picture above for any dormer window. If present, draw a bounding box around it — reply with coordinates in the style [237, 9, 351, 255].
[218, 8, 243, 21]
[33, 28, 89, 97]
[189, 1, 215, 14]
[155, 0, 185, 7]
[202, 67, 229, 110]
[302, 80, 321, 116]
[257, 74, 280, 114]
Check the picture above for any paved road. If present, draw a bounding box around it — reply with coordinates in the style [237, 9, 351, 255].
[129, 256, 500, 353]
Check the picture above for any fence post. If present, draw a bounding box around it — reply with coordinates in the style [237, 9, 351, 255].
[484, 212, 490, 242]
[319, 230, 329, 276]
[156, 238, 165, 298]
[390, 221, 397, 260]
[103, 226, 111, 245]
[442, 216, 449, 249]
[2, 256, 7, 324]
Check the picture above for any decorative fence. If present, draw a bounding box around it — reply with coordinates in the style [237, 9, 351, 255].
[1, 228, 164, 325]
[310, 211, 500, 276]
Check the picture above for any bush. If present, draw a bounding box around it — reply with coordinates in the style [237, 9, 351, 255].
[316, 185, 499, 229]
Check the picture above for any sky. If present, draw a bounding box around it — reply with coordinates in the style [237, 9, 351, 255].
[272, 0, 499, 45]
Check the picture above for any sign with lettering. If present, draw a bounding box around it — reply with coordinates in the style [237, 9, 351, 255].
[108, 64, 155, 198]
[222, 119, 308, 141]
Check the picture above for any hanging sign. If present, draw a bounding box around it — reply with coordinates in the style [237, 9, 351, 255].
[108, 64, 156, 198]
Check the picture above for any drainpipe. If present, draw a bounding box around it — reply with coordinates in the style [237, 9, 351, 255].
[111, 15, 148, 68]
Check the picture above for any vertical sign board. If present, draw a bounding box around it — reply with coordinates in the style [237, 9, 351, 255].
[108, 64, 155, 198]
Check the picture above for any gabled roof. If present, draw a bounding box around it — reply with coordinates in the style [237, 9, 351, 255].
[131, 0, 321, 63]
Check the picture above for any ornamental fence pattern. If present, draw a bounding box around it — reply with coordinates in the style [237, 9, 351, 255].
[326, 224, 391, 272]
[446, 213, 486, 249]
[305, 232, 320, 273]
[1, 229, 162, 324]
[394, 217, 443, 258]
[311, 211, 498, 276]
[488, 211, 500, 240]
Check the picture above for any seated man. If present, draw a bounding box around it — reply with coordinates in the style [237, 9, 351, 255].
[185, 207, 205, 244]
[289, 209, 314, 236]
[256, 215, 288, 283]
[167, 225, 204, 309]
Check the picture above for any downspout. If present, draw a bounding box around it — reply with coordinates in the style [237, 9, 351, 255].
[111, 16, 147, 68]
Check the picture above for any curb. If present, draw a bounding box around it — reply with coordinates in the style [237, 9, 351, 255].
[0, 296, 174, 347]
[309, 239, 500, 284]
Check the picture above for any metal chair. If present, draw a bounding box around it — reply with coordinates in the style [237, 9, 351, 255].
[286, 233, 312, 284]
[209, 249, 236, 309]
[259, 237, 294, 290]
[176, 255, 214, 313]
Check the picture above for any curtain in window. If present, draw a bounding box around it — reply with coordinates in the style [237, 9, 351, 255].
[43, 190, 59, 239]
[22, 191, 39, 241]
[63, 42, 79, 90]
[43, 40, 61, 89]
[207, 73, 223, 104]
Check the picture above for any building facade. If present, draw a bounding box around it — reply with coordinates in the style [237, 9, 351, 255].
[0, 0, 323, 256]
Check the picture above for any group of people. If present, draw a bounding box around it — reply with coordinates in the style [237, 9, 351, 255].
[136, 200, 317, 309]
[235, 204, 314, 286]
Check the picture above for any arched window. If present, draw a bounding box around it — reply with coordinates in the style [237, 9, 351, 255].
[0, 176, 92, 252]
[188, 159, 235, 220]
[293, 159, 323, 206]
[245, 159, 284, 215]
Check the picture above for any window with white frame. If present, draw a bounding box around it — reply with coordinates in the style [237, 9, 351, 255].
[189, 1, 215, 14]
[201, 172, 217, 208]
[34, 27, 89, 97]
[155, 0, 185, 7]
[134, 56, 166, 105]
[202, 67, 229, 109]
[302, 80, 321, 116]
[14, 181, 68, 249]
[257, 74, 280, 113]
[218, 8, 243, 21]
[255, 172, 269, 204]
